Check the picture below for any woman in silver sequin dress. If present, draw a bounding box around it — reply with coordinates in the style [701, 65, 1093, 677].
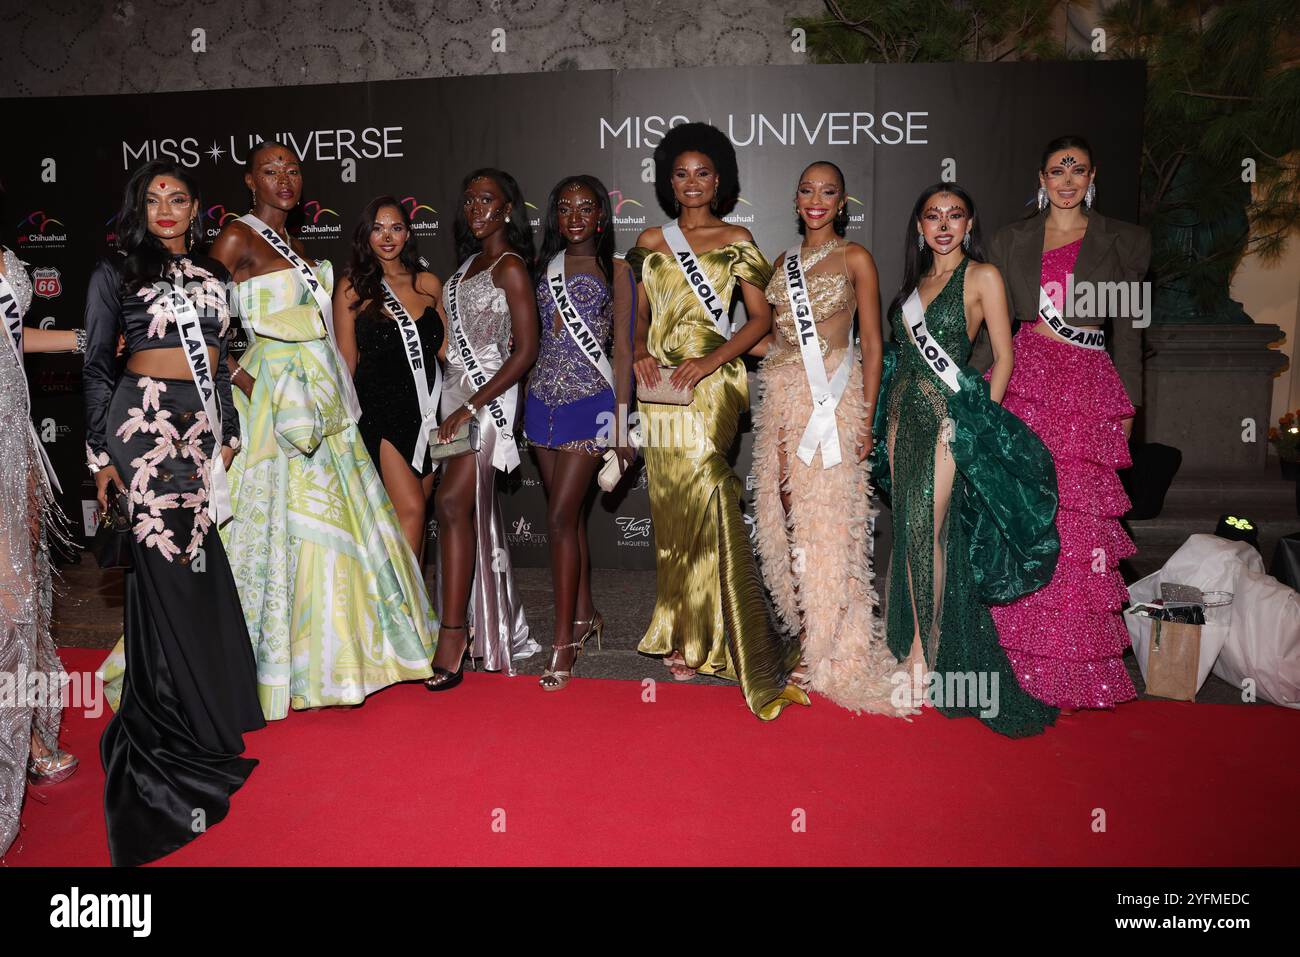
[425, 169, 540, 690]
[0, 243, 85, 859]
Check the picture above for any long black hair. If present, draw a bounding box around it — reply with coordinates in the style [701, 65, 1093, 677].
[886, 182, 985, 319]
[344, 195, 424, 316]
[796, 160, 850, 237]
[115, 160, 205, 290]
[652, 122, 741, 218]
[534, 174, 615, 286]
[453, 167, 533, 266]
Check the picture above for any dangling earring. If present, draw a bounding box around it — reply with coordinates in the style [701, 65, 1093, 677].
[916, 233, 925, 251]
[1084, 182, 1095, 209]
[673, 199, 681, 216]
[596, 222, 604, 234]
[1037, 186, 1048, 212]
[187, 217, 199, 250]
[962, 232, 971, 250]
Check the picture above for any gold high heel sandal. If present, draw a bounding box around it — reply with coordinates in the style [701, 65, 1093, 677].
[539, 615, 603, 692]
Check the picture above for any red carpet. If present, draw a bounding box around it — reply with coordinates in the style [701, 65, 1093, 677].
[7, 648, 1299, 867]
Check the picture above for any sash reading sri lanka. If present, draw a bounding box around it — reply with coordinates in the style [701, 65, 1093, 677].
[785, 246, 853, 470]
[546, 251, 615, 389]
[444, 253, 520, 473]
[900, 288, 961, 394]
[381, 279, 442, 470]
[1036, 283, 1106, 350]
[165, 277, 232, 524]
[236, 213, 364, 421]
[662, 220, 731, 340]
[0, 268, 61, 494]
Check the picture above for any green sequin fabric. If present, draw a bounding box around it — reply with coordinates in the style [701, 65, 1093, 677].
[875, 258, 1060, 737]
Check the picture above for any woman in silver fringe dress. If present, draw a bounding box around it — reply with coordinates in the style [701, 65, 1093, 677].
[0, 243, 84, 859]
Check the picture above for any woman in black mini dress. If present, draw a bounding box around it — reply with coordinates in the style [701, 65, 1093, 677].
[335, 195, 446, 557]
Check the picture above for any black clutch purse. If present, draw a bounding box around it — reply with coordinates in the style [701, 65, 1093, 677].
[92, 485, 133, 570]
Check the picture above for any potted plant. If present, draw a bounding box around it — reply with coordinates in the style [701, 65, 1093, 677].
[1268, 411, 1300, 479]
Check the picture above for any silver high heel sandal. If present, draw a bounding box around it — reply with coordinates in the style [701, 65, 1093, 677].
[28, 746, 79, 785]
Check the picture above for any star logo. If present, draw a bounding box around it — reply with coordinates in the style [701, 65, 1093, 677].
[207, 142, 225, 163]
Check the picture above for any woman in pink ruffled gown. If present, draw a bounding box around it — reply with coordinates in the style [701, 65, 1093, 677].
[987, 135, 1150, 711]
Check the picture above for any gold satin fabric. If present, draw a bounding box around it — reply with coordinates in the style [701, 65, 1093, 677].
[627, 241, 807, 720]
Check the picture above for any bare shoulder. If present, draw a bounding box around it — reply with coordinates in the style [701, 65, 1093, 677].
[335, 274, 357, 301]
[634, 226, 664, 252]
[416, 270, 443, 298]
[721, 224, 755, 245]
[842, 240, 877, 270]
[966, 260, 1004, 291]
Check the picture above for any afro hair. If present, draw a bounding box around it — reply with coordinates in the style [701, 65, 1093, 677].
[652, 122, 740, 217]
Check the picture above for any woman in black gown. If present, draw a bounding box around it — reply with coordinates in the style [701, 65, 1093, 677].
[84, 160, 264, 866]
[334, 195, 446, 558]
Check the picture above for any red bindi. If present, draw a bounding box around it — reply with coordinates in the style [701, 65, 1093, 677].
[159, 182, 167, 189]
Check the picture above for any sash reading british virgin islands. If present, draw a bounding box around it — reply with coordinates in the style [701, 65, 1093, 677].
[785, 245, 852, 469]
[381, 278, 442, 470]
[444, 253, 520, 473]
[1037, 283, 1106, 350]
[662, 220, 731, 339]
[166, 275, 232, 524]
[900, 288, 961, 393]
[237, 213, 363, 420]
[546, 251, 614, 389]
[0, 266, 60, 494]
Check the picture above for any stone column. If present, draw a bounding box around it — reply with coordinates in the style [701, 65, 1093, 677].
[1143, 323, 1286, 474]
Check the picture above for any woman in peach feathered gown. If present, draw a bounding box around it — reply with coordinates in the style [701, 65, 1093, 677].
[752, 162, 909, 716]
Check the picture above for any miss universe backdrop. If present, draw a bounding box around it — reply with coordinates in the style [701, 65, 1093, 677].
[0, 60, 1144, 569]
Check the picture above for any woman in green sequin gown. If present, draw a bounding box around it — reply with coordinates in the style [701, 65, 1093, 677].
[873, 184, 1060, 737]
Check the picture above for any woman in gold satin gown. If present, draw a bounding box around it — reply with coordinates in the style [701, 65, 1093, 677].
[628, 122, 807, 721]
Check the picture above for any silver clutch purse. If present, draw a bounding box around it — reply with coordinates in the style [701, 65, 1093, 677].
[429, 417, 481, 461]
[637, 365, 694, 405]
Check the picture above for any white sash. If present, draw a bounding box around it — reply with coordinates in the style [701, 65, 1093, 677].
[662, 220, 730, 339]
[381, 279, 442, 471]
[444, 253, 520, 473]
[165, 277, 232, 525]
[785, 246, 852, 469]
[900, 288, 961, 394]
[1037, 283, 1106, 350]
[237, 213, 363, 420]
[546, 251, 614, 389]
[0, 268, 61, 495]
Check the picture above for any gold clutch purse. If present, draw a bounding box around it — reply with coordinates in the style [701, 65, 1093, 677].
[637, 366, 694, 405]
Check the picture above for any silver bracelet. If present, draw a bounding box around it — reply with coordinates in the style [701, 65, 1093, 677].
[73, 328, 87, 354]
[463, 400, 478, 417]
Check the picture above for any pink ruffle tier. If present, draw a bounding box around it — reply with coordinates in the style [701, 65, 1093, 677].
[990, 325, 1138, 709]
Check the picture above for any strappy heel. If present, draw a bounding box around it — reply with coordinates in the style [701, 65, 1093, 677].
[424, 624, 472, 692]
[27, 747, 78, 785]
[539, 614, 603, 692]
[573, 612, 603, 651]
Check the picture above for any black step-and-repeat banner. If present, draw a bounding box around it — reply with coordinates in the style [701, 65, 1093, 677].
[0, 61, 1144, 569]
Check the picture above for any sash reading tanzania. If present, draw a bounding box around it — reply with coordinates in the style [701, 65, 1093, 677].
[785, 245, 853, 469]
[900, 287, 961, 393]
[444, 253, 520, 473]
[381, 278, 442, 470]
[1036, 283, 1107, 350]
[0, 266, 61, 495]
[662, 220, 731, 340]
[165, 274, 232, 524]
[237, 213, 363, 420]
[546, 251, 614, 389]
